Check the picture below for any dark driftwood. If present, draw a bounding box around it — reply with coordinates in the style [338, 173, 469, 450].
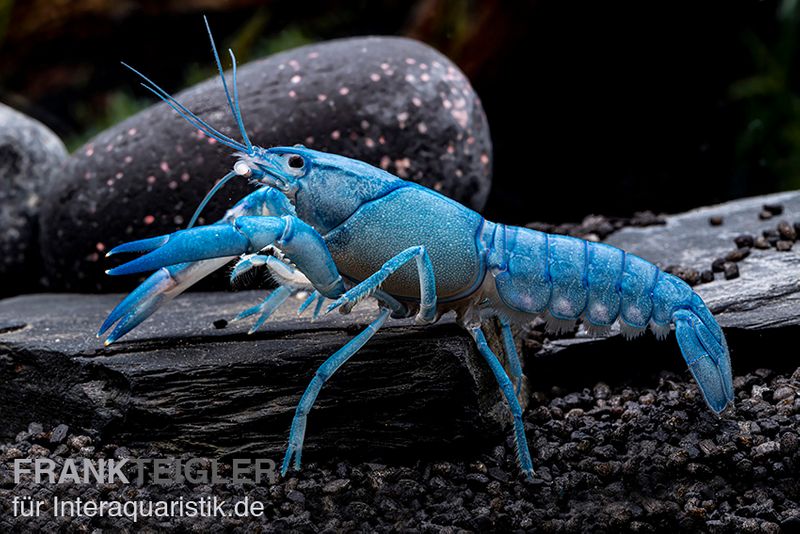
[0, 291, 515, 459]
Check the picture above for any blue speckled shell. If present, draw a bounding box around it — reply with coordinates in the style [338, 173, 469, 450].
[585, 243, 623, 326]
[619, 254, 659, 328]
[324, 186, 485, 299]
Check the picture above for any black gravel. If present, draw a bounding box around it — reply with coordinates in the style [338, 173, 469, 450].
[665, 265, 701, 286]
[725, 248, 751, 263]
[619, 207, 800, 287]
[777, 221, 797, 242]
[723, 262, 740, 280]
[734, 234, 755, 249]
[763, 203, 785, 216]
[754, 236, 771, 250]
[2, 364, 798, 532]
[526, 211, 666, 243]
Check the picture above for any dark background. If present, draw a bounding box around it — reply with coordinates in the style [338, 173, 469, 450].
[1, 0, 797, 224]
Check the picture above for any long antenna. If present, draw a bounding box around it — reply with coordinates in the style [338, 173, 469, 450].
[122, 62, 248, 152]
[228, 48, 252, 150]
[204, 16, 253, 151]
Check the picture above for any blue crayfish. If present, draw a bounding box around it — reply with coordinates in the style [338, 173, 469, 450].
[99, 19, 734, 479]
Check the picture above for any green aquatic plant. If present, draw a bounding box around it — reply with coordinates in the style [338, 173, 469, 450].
[731, 0, 800, 191]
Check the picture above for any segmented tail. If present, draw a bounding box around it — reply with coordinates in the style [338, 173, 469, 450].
[671, 292, 735, 413]
[490, 226, 735, 413]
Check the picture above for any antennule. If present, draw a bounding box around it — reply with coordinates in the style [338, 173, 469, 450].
[203, 16, 253, 151]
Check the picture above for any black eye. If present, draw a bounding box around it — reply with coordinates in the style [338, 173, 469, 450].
[288, 155, 305, 169]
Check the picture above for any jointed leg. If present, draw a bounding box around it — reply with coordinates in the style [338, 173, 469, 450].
[232, 285, 293, 334]
[282, 307, 392, 475]
[466, 325, 534, 479]
[327, 245, 437, 323]
[231, 253, 317, 332]
[498, 316, 525, 396]
[231, 255, 408, 332]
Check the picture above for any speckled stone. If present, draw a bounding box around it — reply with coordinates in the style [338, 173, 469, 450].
[0, 104, 67, 296]
[40, 37, 492, 291]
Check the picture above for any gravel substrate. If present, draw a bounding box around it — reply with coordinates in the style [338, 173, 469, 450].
[2, 363, 798, 532]
[526, 211, 666, 243]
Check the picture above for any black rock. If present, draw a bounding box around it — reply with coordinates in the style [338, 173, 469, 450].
[734, 234, 754, 248]
[0, 291, 512, 456]
[40, 36, 492, 291]
[777, 220, 797, 242]
[725, 247, 750, 262]
[754, 236, 770, 250]
[763, 229, 781, 245]
[0, 104, 67, 296]
[3, 321, 799, 532]
[711, 257, 726, 272]
[723, 261, 739, 280]
[49, 423, 69, 443]
[665, 265, 700, 286]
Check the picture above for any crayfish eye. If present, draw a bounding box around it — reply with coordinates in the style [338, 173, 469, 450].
[233, 160, 252, 177]
[288, 155, 305, 169]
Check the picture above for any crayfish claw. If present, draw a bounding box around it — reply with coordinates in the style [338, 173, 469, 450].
[106, 225, 250, 276]
[105, 235, 170, 257]
[312, 295, 326, 318]
[229, 253, 262, 285]
[230, 286, 293, 334]
[100, 268, 176, 345]
[297, 291, 319, 316]
[231, 302, 262, 323]
[247, 291, 291, 334]
[99, 258, 232, 345]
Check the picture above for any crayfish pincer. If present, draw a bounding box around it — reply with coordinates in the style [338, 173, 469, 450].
[98, 18, 734, 480]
